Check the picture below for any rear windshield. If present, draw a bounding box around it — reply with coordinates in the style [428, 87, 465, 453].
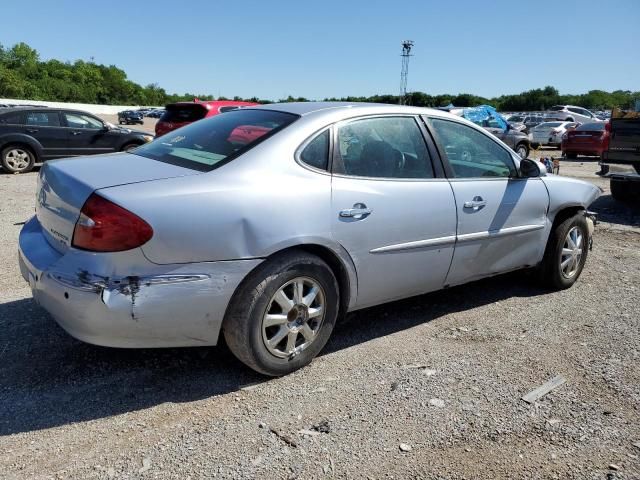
[576, 122, 606, 131]
[160, 104, 208, 123]
[134, 109, 299, 171]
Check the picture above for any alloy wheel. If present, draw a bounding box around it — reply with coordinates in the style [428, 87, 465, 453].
[261, 276, 326, 358]
[560, 226, 583, 278]
[4, 148, 31, 171]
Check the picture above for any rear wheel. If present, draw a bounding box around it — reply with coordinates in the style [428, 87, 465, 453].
[515, 143, 529, 159]
[610, 178, 639, 202]
[121, 143, 140, 152]
[223, 250, 339, 376]
[1, 145, 35, 173]
[538, 213, 589, 290]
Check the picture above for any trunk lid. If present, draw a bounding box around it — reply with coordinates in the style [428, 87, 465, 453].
[36, 153, 201, 253]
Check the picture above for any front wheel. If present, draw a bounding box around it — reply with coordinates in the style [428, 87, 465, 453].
[538, 213, 589, 290]
[223, 251, 339, 376]
[1, 146, 35, 173]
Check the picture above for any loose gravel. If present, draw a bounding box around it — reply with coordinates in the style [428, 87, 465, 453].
[0, 153, 638, 479]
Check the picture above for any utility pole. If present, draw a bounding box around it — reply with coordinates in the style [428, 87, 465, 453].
[399, 40, 414, 105]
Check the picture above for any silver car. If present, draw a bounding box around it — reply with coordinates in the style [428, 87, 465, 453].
[18, 103, 600, 376]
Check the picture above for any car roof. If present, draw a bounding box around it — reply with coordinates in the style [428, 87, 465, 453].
[249, 101, 458, 119]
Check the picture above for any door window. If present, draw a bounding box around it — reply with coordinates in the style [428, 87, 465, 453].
[0, 112, 23, 124]
[63, 113, 103, 129]
[335, 117, 434, 179]
[299, 129, 329, 171]
[430, 118, 516, 178]
[25, 112, 60, 127]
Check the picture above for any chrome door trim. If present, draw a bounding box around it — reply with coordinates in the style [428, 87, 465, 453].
[370, 224, 545, 254]
[456, 224, 545, 243]
[370, 235, 457, 254]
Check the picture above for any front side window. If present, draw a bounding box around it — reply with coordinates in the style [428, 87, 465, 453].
[335, 117, 434, 179]
[430, 118, 516, 178]
[26, 112, 60, 127]
[64, 113, 103, 129]
[134, 109, 298, 171]
[299, 129, 329, 171]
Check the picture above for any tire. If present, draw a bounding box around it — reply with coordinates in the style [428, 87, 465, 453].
[121, 143, 140, 152]
[515, 143, 529, 159]
[223, 250, 340, 376]
[566, 153, 578, 159]
[1, 145, 36, 173]
[538, 212, 589, 290]
[531, 143, 540, 150]
[610, 178, 639, 202]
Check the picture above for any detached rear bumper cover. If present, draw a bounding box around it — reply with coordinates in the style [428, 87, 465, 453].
[19, 216, 261, 348]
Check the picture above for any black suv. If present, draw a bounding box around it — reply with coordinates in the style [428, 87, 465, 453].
[0, 108, 153, 173]
[118, 110, 144, 125]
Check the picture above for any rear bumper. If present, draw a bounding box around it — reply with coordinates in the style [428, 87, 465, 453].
[19, 216, 262, 348]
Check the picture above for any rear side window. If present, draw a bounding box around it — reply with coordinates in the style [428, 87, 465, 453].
[335, 117, 434, 179]
[134, 109, 299, 171]
[26, 112, 60, 127]
[430, 118, 516, 178]
[299, 130, 330, 171]
[0, 112, 22, 125]
[160, 104, 207, 123]
[577, 122, 606, 131]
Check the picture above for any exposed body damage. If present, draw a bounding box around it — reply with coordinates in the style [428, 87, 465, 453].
[19, 215, 262, 347]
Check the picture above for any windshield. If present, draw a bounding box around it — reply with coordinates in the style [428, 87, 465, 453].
[134, 109, 299, 171]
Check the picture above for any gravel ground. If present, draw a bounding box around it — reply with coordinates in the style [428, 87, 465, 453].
[0, 152, 639, 479]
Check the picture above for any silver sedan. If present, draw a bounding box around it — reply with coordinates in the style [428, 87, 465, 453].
[18, 103, 600, 376]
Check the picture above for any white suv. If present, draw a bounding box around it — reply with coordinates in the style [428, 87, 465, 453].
[545, 105, 602, 123]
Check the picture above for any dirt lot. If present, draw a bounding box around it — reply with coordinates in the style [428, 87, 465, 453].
[102, 114, 157, 135]
[0, 152, 639, 479]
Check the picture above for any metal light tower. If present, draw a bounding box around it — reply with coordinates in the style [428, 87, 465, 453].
[399, 40, 414, 105]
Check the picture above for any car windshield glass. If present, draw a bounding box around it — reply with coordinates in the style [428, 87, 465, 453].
[134, 109, 299, 171]
[576, 122, 606, 131]
[161, 104, 208, 123]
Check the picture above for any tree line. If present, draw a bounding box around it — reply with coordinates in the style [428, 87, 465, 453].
[1, 42, 638, 111]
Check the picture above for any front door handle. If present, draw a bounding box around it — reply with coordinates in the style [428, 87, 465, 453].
[26, 128, 39, 133]
[71, 131, 82, 135]
[463, 196, 487, 210]
[340, 203, 372, 219]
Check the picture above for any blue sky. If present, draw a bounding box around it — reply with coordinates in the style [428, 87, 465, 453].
[1, 0, 638, 100]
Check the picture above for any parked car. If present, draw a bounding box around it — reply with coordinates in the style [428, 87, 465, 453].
[530, 121, 579, 148]
[561, 122, 609, 159]
[118, 110, 144, 125]
[0, 107, 154, 173]
[599, 108, 640, 202]
[155, 100, 259, 137]
[439, 105, 530, 159]
[147, 109, 165, 118]
[17, 102, 600, 376]
[545, 105, 602, 124]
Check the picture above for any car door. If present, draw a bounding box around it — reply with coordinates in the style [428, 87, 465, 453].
[330, 115, 457, 309]
[23, 111, 68, 159]
[427, 116, 549, 287]
[61, 111, 116, 156]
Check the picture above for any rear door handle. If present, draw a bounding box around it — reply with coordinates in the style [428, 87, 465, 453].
[340, 203, 372, 219]
[463, 196, 487, 210]
[71, 131, 82, 135]
[26, 129, 39, 133]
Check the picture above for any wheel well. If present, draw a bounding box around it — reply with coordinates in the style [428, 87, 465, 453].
[1, 142, 38, 160]
[273, 244, 351, 319]
[121, 141, 143, 151]
[551, 206, 584, 231]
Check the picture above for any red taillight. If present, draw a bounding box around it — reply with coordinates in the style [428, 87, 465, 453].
[72, 193, 153, 252]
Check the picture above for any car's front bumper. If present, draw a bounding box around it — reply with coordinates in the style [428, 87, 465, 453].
[18, 216, 262, 348]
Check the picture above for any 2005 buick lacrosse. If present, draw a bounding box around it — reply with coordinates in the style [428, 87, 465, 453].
[19, 102, 600, 375]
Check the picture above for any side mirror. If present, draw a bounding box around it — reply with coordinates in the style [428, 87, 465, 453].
[519, 158, 544, 178]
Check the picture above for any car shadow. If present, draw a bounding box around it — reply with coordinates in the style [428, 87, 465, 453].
[589, 194, 640, 228]
[0, 272, 548, 436]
